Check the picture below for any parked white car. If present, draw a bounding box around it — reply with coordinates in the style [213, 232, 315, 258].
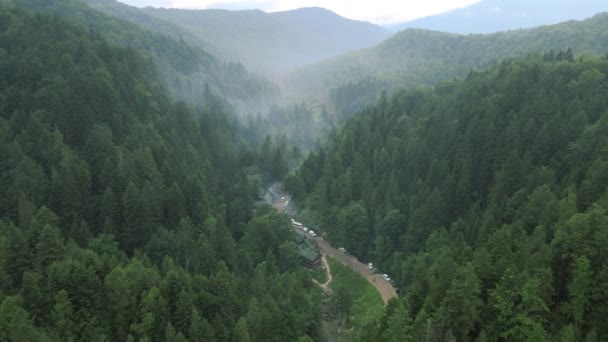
[308, 230, 316, 237]
[302, 227, 309, 233]
[368, 262, 373, 270]
[338, 247, 347, 253]
[382, 274, 390, 281]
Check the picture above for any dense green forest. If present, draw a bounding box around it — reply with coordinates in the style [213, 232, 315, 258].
[0, 7, 320, 340]
[241, 102, 335, 167]
[14, 0, 279, 111]
[292, 53, 608, 340]
[6, 0, 608, 340]
[289, 12, 608, 115]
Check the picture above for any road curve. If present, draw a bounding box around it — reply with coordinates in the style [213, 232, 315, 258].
[270, 192, 397, 304]
[314, 236, 397, 304]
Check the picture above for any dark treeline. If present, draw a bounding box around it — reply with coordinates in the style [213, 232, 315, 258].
[292, 53, 608, 340]
[240, 102, 335, 176]
[329, 77, 390, 123]
[0, 7, 320, 341]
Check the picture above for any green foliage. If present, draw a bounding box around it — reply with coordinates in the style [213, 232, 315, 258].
[310, 265, 328, 284]
[0, 6, 320, 341]
[51, 290, 75, 341]
[242, 103, 336, 176]
[0, 295, 49, 341]
[381, 300, 414, 342]
[297, 54, 608, 339]
[566, 256, 593, 326]
[231, 317, 251, 342]
[329, 259, 384, 331]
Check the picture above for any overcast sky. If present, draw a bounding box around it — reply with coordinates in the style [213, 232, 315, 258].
[116, 0, 484, 25]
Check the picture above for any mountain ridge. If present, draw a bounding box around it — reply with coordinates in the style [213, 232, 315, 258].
[138, 4, 390, 74]
[390, 0, 608, 34]
[287, 11, 608, 109]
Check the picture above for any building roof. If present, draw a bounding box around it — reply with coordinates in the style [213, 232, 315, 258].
[293, 233, 320, 264]
[298, 245, 320, 263]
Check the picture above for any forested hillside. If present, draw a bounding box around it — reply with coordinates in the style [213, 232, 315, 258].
[292, 53, 608, 340]
[0, 7, 319, 340]
[139, 6, 389, 75]
[81, 0, 390, 76]
[16, 0, 279, 110]
[289, 12, 608, 115]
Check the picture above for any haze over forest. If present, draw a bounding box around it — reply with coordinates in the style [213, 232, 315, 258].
[2, 0, 608, 341]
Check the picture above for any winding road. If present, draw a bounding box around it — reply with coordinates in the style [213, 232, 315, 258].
[314, 236, 397, 304]
[272, 194, 397, 304]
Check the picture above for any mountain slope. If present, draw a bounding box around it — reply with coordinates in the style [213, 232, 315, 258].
[292, 53, 608, 340]
[288, 12, 608, 103]
[83, 0, 213, 54]
[18, 0, 279, 110]
[391, 0, 608, 34]
[140, 6, 390, 74]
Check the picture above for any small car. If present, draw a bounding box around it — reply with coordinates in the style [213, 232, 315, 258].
[338, 247, 346, 253]
[382, 274, 390, 281]
[368, 262, 373, 269]
[308, 230, 316, 237]
[302, 227, 309, 232]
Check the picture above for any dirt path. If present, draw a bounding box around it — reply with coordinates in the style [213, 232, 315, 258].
[319, 253, 333, 292]
[295, 231, 397, 304]
[312, 253, 333, 292]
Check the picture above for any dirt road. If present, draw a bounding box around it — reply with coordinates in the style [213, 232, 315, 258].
[314, 237, 397, 304]
[271, 193, 397, 304]
[292, 228, 397, 304]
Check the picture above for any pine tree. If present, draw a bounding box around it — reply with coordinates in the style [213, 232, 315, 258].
[174, 290, 193, 334]
[435, 262, 482, 340]
[270, 147, 288, 180]
[34, 224, 64, 271]
[382, 300, 414, 342]
[51, 290, 75, 342]
[121, 181, 151, 253]
[189, 308, 215, 341]
[566, 256, 592, 327]
[3, 223, 32, 289]
[232, 317, 251, 342]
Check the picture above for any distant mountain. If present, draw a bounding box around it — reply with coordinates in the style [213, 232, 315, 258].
[288, 12, 608, 102]
[138, 6, 390, 75]
[390, 0, 608, 34]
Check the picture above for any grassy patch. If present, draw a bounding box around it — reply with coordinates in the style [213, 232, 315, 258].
[328, 258, 384, 328]
[311, 264, 328, 283]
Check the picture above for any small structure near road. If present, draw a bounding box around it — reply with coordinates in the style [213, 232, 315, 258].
[294, 233, 321, 267]
[263, 182, 283, 204]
